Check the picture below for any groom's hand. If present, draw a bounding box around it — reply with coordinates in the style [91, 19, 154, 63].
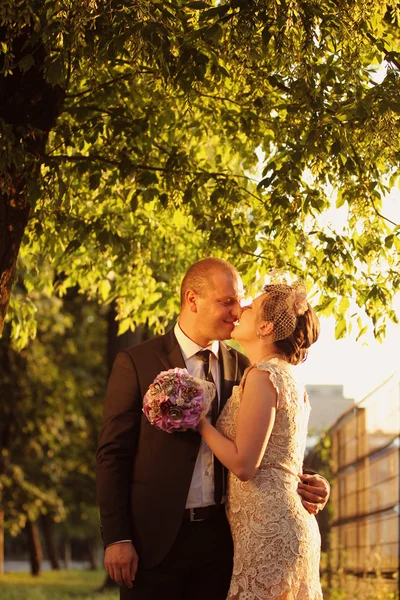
[297, 473, 330, 515]
[104, 541, 138, 588]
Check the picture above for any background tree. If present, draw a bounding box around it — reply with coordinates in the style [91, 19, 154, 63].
[1, 1, 399, 344]
[0, 290, 107, 574]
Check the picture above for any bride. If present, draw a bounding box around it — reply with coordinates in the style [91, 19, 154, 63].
[198, 280, 324, 600]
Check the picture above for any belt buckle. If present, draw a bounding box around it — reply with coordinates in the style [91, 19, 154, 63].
[190, 508, 205, 522]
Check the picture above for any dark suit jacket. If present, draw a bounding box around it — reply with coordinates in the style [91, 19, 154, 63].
[96, 328, 250, 568]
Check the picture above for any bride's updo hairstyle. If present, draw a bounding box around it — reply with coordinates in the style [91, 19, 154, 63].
[258, 282, 320, 366]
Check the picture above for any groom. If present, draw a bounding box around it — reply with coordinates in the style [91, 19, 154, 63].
[96, 257, 329, 600]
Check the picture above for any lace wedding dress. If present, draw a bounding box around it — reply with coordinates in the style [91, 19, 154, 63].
[217, 359, 323, 600]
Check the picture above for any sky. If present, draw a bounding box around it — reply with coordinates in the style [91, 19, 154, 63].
[297, 190, 400, 402]
[297, 311, 399, 401]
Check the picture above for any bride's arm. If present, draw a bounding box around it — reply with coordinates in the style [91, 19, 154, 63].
[198, 368, 277, 481]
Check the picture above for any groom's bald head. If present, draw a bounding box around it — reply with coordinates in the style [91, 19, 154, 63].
[180, 258, 240, 307]
[179, 257, 243, 345]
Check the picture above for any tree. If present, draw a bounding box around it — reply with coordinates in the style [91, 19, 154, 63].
[0, 291, 107, 574]
[1, 1, 399, 345]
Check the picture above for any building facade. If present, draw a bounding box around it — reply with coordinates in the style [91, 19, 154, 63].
[329, 371, 399, 596]
[307, 384, 354, 435]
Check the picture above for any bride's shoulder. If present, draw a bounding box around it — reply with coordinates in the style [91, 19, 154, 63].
[239, 363, 278, 391]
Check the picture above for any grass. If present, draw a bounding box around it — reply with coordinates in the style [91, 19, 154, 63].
[0, 570, 119, 600]
[2, 569, 397, 600]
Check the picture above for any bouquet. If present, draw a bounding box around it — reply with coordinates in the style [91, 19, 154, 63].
[143, 367, 215, 433]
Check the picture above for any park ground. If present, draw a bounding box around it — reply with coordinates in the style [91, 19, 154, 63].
[0, 570, 398, 600]
[0, 570, 118, 600]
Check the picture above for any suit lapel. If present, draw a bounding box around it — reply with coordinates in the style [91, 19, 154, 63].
[156, 328, 186, 371]
[155, 329, 200, 449]
[219, 342, 238, 411]
[157, 331, 239, 413]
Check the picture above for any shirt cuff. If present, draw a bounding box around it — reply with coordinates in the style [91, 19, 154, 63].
[106, 540, 133, 547]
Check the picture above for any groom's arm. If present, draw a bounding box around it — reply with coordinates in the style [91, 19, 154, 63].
[96, 350, 142, 545]
[96, 350, 142, 585]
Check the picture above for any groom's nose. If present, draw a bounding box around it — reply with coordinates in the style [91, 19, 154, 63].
[231, 300, 241, 319]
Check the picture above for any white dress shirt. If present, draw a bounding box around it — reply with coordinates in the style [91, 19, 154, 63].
[174, 322, 221, 508]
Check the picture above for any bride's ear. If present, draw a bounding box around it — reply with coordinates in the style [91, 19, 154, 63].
[257, 321, 273, 338]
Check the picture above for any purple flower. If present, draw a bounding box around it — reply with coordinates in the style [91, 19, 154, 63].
[143, 368, 214, 433]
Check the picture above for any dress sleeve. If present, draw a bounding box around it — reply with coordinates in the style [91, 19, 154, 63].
[240, 362, 282, 408]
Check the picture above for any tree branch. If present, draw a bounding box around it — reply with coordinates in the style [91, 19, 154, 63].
[237, 185, 263, 203]
[46, 120, 99, 155]
[65, 73, 134, 100]
[194, 91, 244, 107]
[65, 68, 157, 101]
[370, 199, 399, 228]
[365, 32, 400, 72]
[46, 153, 257, 182]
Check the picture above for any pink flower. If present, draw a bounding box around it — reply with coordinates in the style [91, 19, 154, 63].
[143, 368, 215, 433]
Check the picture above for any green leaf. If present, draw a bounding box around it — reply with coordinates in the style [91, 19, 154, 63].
[97, 230, 111, 247]
[137, 171, 159, 187]
[257, 174, 275, 190]
[336, 190, 345, 208]
[186, 1, 210, 8]
[160, 193, 169, 208]
[315, 297, 336, 316]
[18, 54, 35, 73]
[118, 318, 133, 335]
[65, 240, 82, 254]
[203, 24, 223, 44]
[89, 172, 101, 190]
[200, 6, 229, 20]
[262, 26, 272, 47]
[98, 279, 111, 301]
[335, 318, 347, 340]
[210, 187, 224, 204]
[330, 141, 341, 156]
[339, 296, 350, 314]
[356, 325, 368, 341]
[385, 234, 394, 249]
[130, 192, 139, 212]
[46, 57, 64, 86]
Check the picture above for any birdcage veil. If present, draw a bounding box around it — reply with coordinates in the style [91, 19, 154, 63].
[256, 272, 308, 343]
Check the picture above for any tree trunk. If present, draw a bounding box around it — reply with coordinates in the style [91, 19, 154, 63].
[40, 514, 60, 570]
[87, 537, 99, 570]
[0, 336, 13, 577]
[0, 23, 65, 333]
[25, 520, 43, 576]
[63, 536, 71, 569]
[0, 508, 4, 576]
[107, 304, 150, 373]
[0, 185, 31, 334]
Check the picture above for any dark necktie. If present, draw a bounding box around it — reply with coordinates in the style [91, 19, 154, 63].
[196, 349, 223, 505]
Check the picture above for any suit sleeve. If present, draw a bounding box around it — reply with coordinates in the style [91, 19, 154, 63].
[96, 350, 142, 547]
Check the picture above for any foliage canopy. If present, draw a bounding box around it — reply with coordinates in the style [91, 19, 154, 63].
[1, 0, 399, 345]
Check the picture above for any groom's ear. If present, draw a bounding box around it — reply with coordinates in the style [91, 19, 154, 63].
[186, 290, 198, 313]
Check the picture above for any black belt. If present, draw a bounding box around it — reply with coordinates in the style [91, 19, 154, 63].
[183, 505, 224, 522]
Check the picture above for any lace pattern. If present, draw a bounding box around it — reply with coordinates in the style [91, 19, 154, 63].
[217, 359, 323, 600]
